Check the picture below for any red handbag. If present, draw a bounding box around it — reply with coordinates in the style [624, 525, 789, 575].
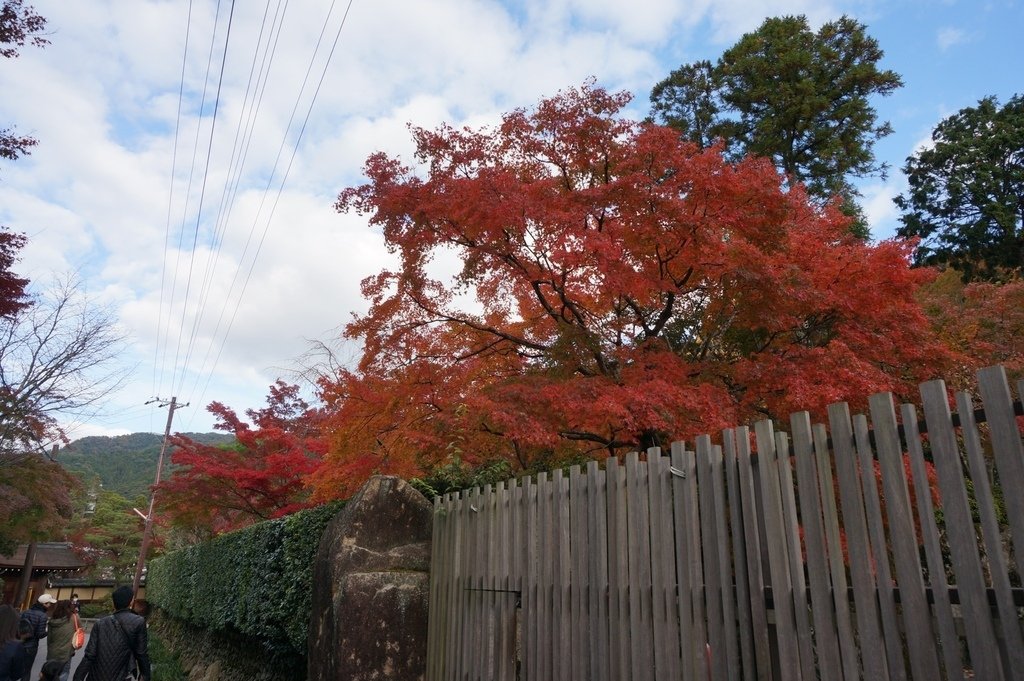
[72, 613, 86, 649]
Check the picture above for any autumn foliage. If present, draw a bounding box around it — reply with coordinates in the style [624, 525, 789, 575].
[158, 382, 326, 534]
[310, 83, 953, 499]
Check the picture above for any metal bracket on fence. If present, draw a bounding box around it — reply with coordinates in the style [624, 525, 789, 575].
[470, 504, 479, 513]
[669, 466, 687, 479]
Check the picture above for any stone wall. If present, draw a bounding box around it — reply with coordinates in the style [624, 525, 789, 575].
[150, 610, 304, 681]
[308, 476, 433, 681]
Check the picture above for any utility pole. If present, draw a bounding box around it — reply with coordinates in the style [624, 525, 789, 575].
[131, 396, 186, 596]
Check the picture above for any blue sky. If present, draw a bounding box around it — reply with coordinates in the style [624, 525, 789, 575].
[0, 0, 1020, 439]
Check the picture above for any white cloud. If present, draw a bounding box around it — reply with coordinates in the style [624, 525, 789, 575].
[937, 27, 968, 51]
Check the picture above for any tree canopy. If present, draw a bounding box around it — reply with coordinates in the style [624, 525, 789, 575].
[895, 94, 1024, 280]
[312, 83, 952, 499]
[0, 276, 130, 454]
[0, 0, 47, 164]
[650, 15, 902, 238]
[158, 382, 326, 535]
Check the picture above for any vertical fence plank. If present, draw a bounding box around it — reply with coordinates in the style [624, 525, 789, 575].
[646, 450, 670, 681]
[977, 367, 1024, 567]
[697, 436, 727, 681]
[734, 428, 772, 681]
[567, 466, 585, 681]
[670, 443, 699, 681]
[869, 393, 942, 680]
[495, 482, 511, 681]
[851, 415, 907, 681]
[443, 493, 462, 681]
[631, 452, 656, 681]
[810, 423, 860, 681]
[957, 390, 1024, 680]
[900, 404, 963, 680]
[723, 430, 756, 681]
[587, 461, 610, 681]
[536, 472, 551, 681]
[827, 403, 889, 681]
[790, 412, 843, 681]
[455, 491, 472, 681]
[711, 443, 741, 679]
[554, 469, 572, 681]
[426, 495, 443, 681]
[524, 477, 538, 681]
[653, 453, 682, 681]
[753, 420, 803, 681]
[920, 379, 1006, 681]
[608, 455, 631, 681]
[774, 431, 817, 681]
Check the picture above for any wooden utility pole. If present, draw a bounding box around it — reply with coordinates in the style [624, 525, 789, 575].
[131, 396, 184, 596]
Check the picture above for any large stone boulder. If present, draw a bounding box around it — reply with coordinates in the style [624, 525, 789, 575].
[309, 476, 433, 681]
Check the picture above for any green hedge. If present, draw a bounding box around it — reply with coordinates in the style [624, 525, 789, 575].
[146, 502, 343, 657]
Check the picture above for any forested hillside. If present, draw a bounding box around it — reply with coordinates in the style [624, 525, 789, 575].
[58, 432, 235, 499]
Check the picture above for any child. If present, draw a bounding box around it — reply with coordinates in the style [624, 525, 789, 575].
[40, 659, 65, 680]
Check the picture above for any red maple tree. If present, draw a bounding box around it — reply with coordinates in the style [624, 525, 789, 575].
[311, 83, 955, 499]
[158, 381, 327, 534]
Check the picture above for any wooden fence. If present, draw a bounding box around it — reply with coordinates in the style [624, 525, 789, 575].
[425, 366, 1024, 680]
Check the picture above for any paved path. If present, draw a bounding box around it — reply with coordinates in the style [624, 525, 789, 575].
[28, 626, 89, 680]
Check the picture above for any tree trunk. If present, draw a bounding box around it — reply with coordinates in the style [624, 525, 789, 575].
[14, 541, 37, 608]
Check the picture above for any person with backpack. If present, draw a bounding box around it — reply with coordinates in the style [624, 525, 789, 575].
[72, 587, 149, 681]
[19, 595, 54, 681]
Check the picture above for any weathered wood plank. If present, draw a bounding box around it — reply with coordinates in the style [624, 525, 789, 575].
[636, 454, 655, 681]
[587, 461, 610, 681]
[753, 420, 802, 680]
[811, 423, 860, 681]
[624, 452, 648, 681]
[524, 477, 538, 681]
[790, 412, 843, 681]
[827, 403, 889, 680]
[552, 469, 570, 681]
[645, 450, 670, 680]
[977, 367, 1024, 575]
[496, 482, 511, 681]
[653, 453, 682, 681]
[425, 495, 443, 681]
[723, 429, 756, 681]
[536, 472, 552, 681]
[775, 431, 817, 681]
[697, 435, 727, 681]
[566, 466, 584, 681]
[852, 414, 906, 681]
[711, 443, 741, 678]
[956, 390, 1024, 680]
[607, 456, 631, 681]
[900, 404, 962, 680]
[920, 379, 1005, 681]
[869, 393, 942, 680]
[670, 443, 699, 681]
[734, 428, 772, 681]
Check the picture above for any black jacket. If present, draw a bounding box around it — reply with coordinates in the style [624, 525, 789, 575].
[72, 610, 151, 681]
[19, 604, 48, 645]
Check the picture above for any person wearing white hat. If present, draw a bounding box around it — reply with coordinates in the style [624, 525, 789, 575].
[18, 595, 54, 681]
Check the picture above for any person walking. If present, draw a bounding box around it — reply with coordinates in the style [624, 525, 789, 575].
[0, 605, 27, 681]
[43, 602, 75, 681]
[19, 596, 54, 681]
[72, 587, 149, 681]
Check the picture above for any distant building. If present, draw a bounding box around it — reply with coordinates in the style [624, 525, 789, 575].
[0, 542, 86, 608]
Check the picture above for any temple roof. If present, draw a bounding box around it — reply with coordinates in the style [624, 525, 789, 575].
[0, 542, 86, 573]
